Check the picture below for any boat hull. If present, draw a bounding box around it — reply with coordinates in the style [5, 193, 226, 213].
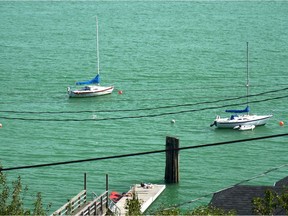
[68, 86, 114, 98]
[212, 114, 273, 129]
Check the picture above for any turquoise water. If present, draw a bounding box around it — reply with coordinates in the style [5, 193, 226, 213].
[1, 1, 288, 213]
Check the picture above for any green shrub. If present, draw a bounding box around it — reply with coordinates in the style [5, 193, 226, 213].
[0, 165, 49, 215]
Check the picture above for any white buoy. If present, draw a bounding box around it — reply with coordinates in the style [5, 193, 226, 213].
[0, 123, 2, 128]
[171, 119, 176, 124]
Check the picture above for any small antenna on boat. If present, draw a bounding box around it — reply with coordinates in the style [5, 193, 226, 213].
[246, 42, 249, 114]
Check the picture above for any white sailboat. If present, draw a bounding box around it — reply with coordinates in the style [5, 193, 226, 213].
[210, 42, 272, 129]
[68, 17, 114, 98]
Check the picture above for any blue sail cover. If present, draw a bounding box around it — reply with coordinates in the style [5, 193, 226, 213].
[76, 74, 100, 85]
[225, 106, 250, 113]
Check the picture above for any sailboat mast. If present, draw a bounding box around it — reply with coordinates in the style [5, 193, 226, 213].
[96, 16, 100, 75]
[246, 42, 249, 113]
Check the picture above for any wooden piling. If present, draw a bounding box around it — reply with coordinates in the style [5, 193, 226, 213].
[165, 136, 179, 183]
[84, 172, 87, 190]
[106, 174, 109, 209]
[106, 174, 108, 191]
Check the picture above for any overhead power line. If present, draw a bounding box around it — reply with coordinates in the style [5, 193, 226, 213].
[124, 84, 288, 92]
[0, 94, 286, 122]
[0, 86, 287, 114]
[1, 133, 287, 172]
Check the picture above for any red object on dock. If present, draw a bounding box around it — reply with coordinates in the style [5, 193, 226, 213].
[109, 191, 122, 202]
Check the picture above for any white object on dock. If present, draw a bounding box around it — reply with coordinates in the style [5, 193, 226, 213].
[114, 184, 166, 215]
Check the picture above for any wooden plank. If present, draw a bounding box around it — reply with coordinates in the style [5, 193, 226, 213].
[114, 184, 166, 215]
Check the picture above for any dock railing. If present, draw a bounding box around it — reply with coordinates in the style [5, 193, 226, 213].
[52, 190, 87, 215]
[108, 199, 121, 216]
[75, 191, 109, 216]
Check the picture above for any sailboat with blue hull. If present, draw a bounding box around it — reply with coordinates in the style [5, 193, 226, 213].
[210, 42, 272, 129]
[67, 16, 114, 98]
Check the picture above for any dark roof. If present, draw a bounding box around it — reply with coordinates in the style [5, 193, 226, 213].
[210, 177, 288, 215]
[275, 176, 288, 187]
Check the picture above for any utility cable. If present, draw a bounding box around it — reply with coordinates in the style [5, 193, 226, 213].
[0, 94, 286, 122]
[125, 84, 288, 92]
[0, 86, 287, 114]
[1, 133, 287, 172]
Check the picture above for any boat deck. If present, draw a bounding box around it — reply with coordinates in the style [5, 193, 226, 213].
[114, 184, 166, 215]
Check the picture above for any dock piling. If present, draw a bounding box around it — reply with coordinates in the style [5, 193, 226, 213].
[84, 172, 87, 190]
[165, 136, 179, 183]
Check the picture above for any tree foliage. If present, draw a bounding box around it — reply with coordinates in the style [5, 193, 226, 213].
[152, 204, 235, 215]
[252, 188, 288, 215]
[0, 166, 48, 215]
[152, 205, 180, 216]
[187, 205, 236, 215]
[125, 190, 142, 216]
[33, 192, 46, 215]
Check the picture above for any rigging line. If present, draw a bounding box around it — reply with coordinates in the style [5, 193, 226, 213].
[1, 87, 288, 115]
[163, 163, 288, 211]
[0, 94, 287, 122]
[1, 133, 288, 172]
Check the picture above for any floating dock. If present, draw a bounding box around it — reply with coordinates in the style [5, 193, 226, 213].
[113, 184, 166, 215]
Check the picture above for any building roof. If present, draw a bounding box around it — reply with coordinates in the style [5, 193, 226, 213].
[209, 176, 288, 215]
[274, 176, 288, 187]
